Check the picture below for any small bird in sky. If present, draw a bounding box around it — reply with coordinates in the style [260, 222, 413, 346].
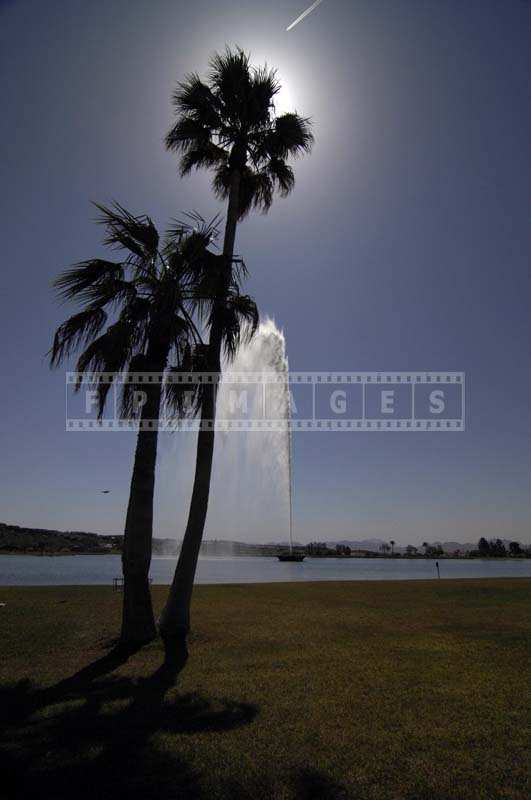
[101, 490, 110, 494]
[286, 0, 325, 31]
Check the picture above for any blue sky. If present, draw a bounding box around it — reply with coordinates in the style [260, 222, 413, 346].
[1, 0, 531, 545]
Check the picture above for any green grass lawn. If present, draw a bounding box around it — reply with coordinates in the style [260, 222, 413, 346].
[1, 579, 530, 799]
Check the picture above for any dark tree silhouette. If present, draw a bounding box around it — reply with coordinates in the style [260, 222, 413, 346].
[160, 47, 313, 650]
[478, 537, 491, 557]
[51, 205, 217, 644]
[490, 538, 507, 557]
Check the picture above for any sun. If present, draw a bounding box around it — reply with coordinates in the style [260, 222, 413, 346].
[275, 76, 296, 116]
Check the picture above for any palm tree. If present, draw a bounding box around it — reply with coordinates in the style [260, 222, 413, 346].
[160, 47, 313, 649]
[159, 242, 258, 655]
[390, 540, 395, 555]
[51, 203, 215, 645]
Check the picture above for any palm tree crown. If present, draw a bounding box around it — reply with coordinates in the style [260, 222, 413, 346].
[50, 203, 257, 417]
[51, 204, 193, 413]
[165, 47, 314, 218]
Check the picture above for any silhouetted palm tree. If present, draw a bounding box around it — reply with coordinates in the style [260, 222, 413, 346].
[390, 540, 395, 555]
[51, 204, 215, 644]
[160, 47, 313, 647]
[159, 245, 259, 648]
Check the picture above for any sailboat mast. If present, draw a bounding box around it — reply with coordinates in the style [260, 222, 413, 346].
[287, 381, 294, 553]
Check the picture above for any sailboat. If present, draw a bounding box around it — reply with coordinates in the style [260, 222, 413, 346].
[278, 389, 305, 563]
[277, 549, 305, 562]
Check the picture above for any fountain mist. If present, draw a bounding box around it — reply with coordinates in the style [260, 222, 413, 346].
[155, 319, 293, 546]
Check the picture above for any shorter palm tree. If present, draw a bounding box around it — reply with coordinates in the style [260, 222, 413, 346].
[51, 203, 216, 644]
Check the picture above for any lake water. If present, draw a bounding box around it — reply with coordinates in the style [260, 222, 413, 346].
[1, 554, 530, 586]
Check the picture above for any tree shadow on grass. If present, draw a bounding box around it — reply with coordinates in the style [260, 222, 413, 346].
[0, 645, 354, 800]
[217, 767, 352, 800]
[0, 643, 258, 800]
[292, 768, 351, 799]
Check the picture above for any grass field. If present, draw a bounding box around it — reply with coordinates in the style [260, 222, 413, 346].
[1, 579, 530, 799]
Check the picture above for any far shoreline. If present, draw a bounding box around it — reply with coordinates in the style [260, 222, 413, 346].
[1, 550, 530, 561]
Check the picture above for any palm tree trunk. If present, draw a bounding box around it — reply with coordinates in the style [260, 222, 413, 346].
[120, 345, 168, 645]
[159, 168, 241, 650]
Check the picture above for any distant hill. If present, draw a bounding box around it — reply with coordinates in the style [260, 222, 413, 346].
[438, 541, 476, 554]
[0, 522, 122, 554]
[1, 523, 527, 556]
[0, 524, 281, 557]
[0, 523, 190, 556]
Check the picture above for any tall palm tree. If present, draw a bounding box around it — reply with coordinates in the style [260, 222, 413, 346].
[390, 540, 395, 555]
[159, 242, 258, 654]
[51, 203, 215, 645]
[160, 48, 313, 649]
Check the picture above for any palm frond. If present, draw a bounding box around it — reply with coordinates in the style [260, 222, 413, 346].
[120, 295, 151, 324]
[212, 164, 270, 217]
[54, 259, 124, 303]
[75, 321, 135, 417]
[267, 158, 295, 197]
[215, 293, 259, 361]
[208, 47, 252, 110]
[165, 312, 191, 355]
[186, 252, 226, 312]
[166, 210, 220, 243]
[164, 378, 200, 420]
[118, 295, 152, 352]
[178, 144, 228, 177]
[165, 117, 210, 154]
[163, 215, 221, 299]
[94, 202, 159, 262]
[249, 66, 279, 126]
[239, 169, 274, 216]
[163, 344, 210, 419]
[171, 75, 222, 128]
[50, 308, 108, 367]
[211, 164, 231, 202]
[229, 294, 259, 338]
[80, 277, 137, 309]
[230, 256, 249, 287]
[271, 113, 314, 158]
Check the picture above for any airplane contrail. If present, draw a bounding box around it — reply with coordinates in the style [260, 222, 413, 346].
[286, 0, 325, 31]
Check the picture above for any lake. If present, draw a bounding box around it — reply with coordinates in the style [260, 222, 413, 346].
[1, 554, 530, 586]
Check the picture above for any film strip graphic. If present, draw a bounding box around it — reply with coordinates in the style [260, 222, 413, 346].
[66, 371, 465, 432]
